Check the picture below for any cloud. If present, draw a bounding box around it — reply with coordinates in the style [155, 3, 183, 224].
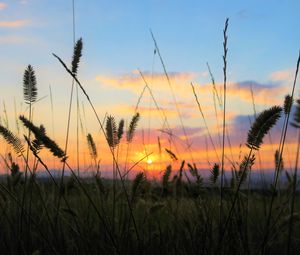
[0, 20, 31, 28]
[95, 70, 198, 97]
[0, 35, 33, 44]
[198, 80, 288, 105]
[96, 70, 289, 110]
[0, 2, 7, 10]
[270, 70, 291, 81]
[231, 81, 288, 104]
[236, 9, 248, 19]
[269, 69, 293, 83]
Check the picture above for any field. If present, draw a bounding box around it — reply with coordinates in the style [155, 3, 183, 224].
[0, 17, 300, 255]
[0, 176, 299, 255]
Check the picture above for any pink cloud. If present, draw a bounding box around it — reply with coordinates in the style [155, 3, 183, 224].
[95, 71, 198, 97]
[0, 35, 33, 44]
[198, 80, 288, 105]
[269, 69, 293, 82]
[0, 20, 31, 28]
[0, 2, 7, 10]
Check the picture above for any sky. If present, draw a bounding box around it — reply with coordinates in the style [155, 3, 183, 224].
[0, 0, 300, 178]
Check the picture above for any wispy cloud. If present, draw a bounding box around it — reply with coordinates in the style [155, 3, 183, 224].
[230, 81, 288, 105]
[269, 69, 294, 83]
[236, 9, 248, 19]
[198, 80, 288, 105]
[96, 71, 198, 96]
[96, 70, 288, 107]
[0, 19, 31, 28]
[0, 35, 34, 44]
[0, 2, 7, 10]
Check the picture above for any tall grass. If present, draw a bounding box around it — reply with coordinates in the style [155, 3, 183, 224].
[219, 17, 229, 244]
[0, 18, 300, 255]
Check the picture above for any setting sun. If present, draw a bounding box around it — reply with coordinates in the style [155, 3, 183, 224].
[147, 158, 153, 165]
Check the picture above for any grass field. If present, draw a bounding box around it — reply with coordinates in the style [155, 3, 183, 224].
[0, 174, 299, 254]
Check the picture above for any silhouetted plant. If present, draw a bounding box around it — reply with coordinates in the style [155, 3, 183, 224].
[165, 148, 178, 161]
[274, 149, 284, 173]
[71, 38, 83, 76]
[106, 115, 118, 148]
[284, 94, 293, 115]
[0, 125, 24, 156]
[236, 154, 255, 185]
[162, 165, 172, 195]
[246, 106, 282, 150]
[131, 172, 146, 203]
[19, 115, 66, 160]
[126, 112, 140, 143]
[210, 163, 220, 184]
[87, 133, 97, 161]
[117, 119, 125, 142]
[23, 65, 37, 104]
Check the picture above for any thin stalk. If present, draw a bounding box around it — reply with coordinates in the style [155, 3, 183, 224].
[14, 98, 20, 136]
[219, 18, 229, 241]
[64, 161, 120, 254]
[19, 102, 32, 235]
[73, 0, 80, 177]
[262, 51, 300, 253]
[191, 82, 220, 163]
[286, 130, 300, 255]
[0, 183, 59, 255]
[12, 145, 58, 253]
[218, 145, 254, 249]
[207, 62, 222, 148]
[122, 152, 153, 179]
[150, 30, 194, 163]
[138, 69, 182, 161]
[55, 77, 75, 225]
[55, 0, 77, 224]
[112, 147, 116, 234]
[49, 85, 56, 170]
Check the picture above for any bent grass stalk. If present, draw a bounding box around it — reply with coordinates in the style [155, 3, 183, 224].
[138, 69, 182, 161]
[19, 115, 117, 254]
[53, 53, 142, 252]
[150, 30, 195, 163]
[191, 82, 220, 163]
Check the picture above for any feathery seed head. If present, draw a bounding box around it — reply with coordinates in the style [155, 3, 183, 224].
[19, 115, 66, 160]
[126, 112, 140, 143]
[0, 125, 24, 156]
[106, 115, 118, 148]
[284, 94, 293, 115]
[23, 65, 37, 104]
[117, 119, 125, 142]
[246, 106, 282, 150]
[71, 38, 83, 76]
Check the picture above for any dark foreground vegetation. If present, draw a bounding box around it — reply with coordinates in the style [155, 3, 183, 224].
[0, 172, 300, 255]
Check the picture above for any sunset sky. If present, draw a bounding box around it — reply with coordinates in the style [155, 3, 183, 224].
[0, 0, 300, 177]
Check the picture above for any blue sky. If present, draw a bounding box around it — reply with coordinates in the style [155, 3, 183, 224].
[1, 1, 299, 77]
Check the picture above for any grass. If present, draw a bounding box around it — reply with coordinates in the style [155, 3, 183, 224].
[0, 175, 299, 255]
[0, 19, 300, 255]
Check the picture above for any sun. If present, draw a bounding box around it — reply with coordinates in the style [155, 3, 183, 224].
[147, 158, 153, 165]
